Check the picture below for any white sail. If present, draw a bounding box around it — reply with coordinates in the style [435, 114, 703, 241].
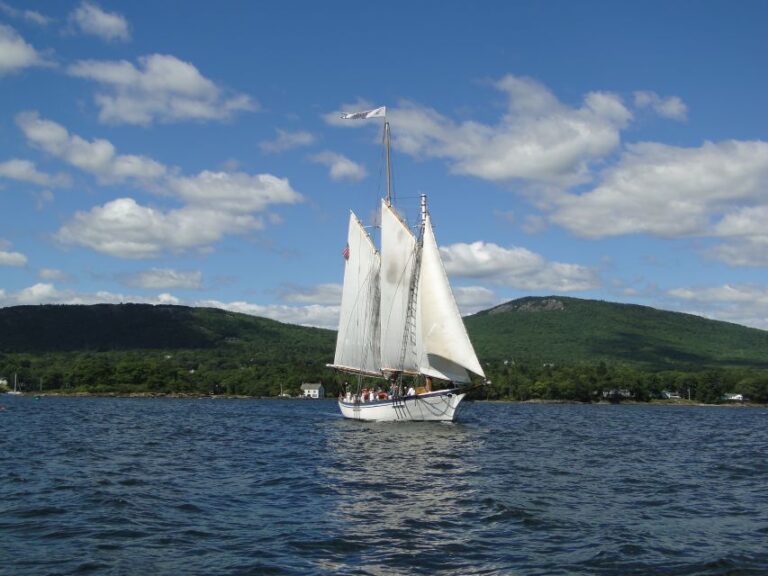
[331, 211, 381, 376]
[379, 200, 419, 374]
[416, 213, 485, 382]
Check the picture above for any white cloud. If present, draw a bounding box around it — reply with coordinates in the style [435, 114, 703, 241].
[38, 268, 70, 281]
[452, 285, 498, 315]
[278, 283, 342, 305]
[309, 151, 367, 182]
[55, 197, 263, 259]
[551, 140, 768, 238]
[0, 283, 184, 308]
[441, 241, 599, 292]
[0, 249, 27, 266]
[0, 2, 52, 26]
[0, 158, 70, 187]
[260, 129, 316, 153]
[387, 75, 631, 187]
[0, 23, 48, 75]
[16, 111, 167, 182]
[168, 170, 303, 212]
[16, 114, 302, 258]
[68, 54, 256, 125]
[124, 268, 202, 290]
[69, 1, 130, 42]
[710, 205, 768, 267]
[196, 299, 340, 329]
[0, 283, 340, 329]
[634, 90, 688, 121]
[668, 284, 768, 330]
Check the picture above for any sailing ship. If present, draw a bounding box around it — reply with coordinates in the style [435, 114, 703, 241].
[329, 108, 485, 422]
[7, 373, 22, 395]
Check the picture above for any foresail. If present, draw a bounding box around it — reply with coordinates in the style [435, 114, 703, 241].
[331, 212, 381, 376]
[416, 214, 485, 382]
[379, 201, 420, 374]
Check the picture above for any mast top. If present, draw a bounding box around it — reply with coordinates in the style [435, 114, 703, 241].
[384, 121, 392, 207]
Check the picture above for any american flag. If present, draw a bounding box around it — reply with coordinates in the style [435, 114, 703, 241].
[342, 243, 350, 260]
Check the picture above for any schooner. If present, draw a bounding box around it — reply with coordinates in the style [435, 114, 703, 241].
[329, 107, 485, 421]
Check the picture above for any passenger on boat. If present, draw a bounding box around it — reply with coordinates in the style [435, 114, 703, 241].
[407, 386, 416, 397]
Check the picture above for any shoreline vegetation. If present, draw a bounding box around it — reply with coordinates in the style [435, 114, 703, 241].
[1, 301, 766, 406]
[3, 390, 764, 408]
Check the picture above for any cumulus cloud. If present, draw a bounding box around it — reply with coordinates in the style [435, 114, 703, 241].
[452, 285, 498, 315]
[16, 111, 167, 182]
[15, 114, 302, 258]
[551, 140, 768, 238]
[278, 283, 343, 306]
[260, 129, 316, 153]
[55, 198, 263, 259]
[0, 158, 71, 187]
[0, 282, 183, 308]
[168, 171, 303, 212]
[440, 241, 599, 292]
[309, 151, 367, 182]
[124, 268, 202, 290]
[0, 283, 341, 329]
[67, 54, 256, 125]
[709, 205, 768, 267]
[0, 2, 52, 26]
[634, 91, 688, 121]
[0, 249, 27, 266]
[668, 284, 768, 330]
[0, 23, 49, 75]
[69, 1, 130, 42]
[196, 298, 340, 329]
[386, 75, 631, 188]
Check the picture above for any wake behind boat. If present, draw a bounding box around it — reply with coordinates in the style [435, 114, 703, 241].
[328, 107, 485, 422]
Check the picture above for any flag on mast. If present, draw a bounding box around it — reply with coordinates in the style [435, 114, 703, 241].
[340, 106, 386, 120]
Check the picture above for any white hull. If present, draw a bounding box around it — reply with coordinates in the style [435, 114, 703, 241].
[338, 389, 466, 422]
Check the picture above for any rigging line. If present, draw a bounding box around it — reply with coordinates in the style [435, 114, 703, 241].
[397, 233, 422, 378]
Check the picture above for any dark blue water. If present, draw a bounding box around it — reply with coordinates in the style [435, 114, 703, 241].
[1, 397, 767, 575]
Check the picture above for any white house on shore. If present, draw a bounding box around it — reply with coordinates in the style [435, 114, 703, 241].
[300, 382, 325, 399]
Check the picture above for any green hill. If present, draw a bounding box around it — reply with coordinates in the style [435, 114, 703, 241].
[0, 298, 766, 400]
[0, 303, 335, 354]
[0, 304, 337, 397]
[465, 296, 768, 370]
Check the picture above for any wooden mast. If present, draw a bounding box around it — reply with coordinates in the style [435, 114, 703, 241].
[384, 120, 392, 207]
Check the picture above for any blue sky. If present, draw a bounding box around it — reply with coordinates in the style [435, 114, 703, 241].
[1, 0, 767, 330]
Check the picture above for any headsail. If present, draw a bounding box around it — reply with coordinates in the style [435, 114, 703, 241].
[330, 211, 382, 376]
[416, 212, 485, 382]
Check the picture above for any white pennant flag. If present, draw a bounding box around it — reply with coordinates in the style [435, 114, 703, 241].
[340, 106, 386, 120]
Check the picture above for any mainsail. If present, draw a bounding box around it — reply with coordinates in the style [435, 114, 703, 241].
[330, 211, 381, 376]
[332, 200, 484, 383]
[379, 200, 419, 374]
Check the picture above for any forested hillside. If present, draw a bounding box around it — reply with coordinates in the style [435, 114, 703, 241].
[465, 296, 768, 370]
[1, 299, 767, 402]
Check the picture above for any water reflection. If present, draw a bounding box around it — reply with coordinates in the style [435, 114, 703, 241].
[316, 418, 485, 572]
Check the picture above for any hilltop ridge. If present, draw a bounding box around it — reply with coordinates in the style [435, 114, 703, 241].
[465, 296, 768, 370]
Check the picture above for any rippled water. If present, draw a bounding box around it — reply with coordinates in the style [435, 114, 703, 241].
[1, 396, 767, 575]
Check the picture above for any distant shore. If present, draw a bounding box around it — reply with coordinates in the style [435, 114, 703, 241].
[3, 390, 764, 408]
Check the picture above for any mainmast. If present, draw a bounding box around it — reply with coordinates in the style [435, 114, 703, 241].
[384, 121, 392, 207]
